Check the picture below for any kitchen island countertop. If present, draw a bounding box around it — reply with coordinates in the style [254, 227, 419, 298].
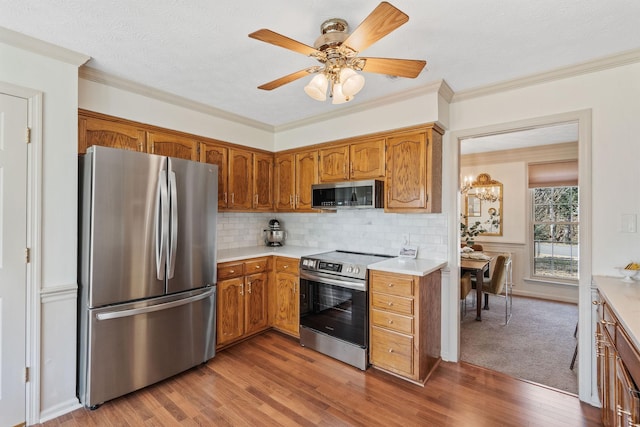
[368, 258, 447, 277]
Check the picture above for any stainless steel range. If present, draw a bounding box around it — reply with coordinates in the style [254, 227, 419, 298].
[299, 250, 392, 370]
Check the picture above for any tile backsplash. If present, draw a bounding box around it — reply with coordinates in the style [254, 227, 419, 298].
[217, 210, 448, 260]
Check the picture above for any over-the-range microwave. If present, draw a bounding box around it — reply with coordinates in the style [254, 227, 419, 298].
[312, 180, 384, 209]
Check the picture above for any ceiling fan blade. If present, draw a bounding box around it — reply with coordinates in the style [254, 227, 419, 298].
[359, 57, 426, 78]
[249, 29, 319, 57]
[258, 68, 316, 91]
[341, 2, 409, 54]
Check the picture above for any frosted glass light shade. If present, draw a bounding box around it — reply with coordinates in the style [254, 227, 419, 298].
[339, 68, 365, 96]
[304, 74, 328, 101]
[331, 83, 353, 104]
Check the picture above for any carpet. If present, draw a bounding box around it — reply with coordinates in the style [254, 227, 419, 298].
[460, 293, 578, 394]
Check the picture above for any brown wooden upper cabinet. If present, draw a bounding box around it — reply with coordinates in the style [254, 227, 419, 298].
[78, 115, 146, 154]
[228, 148, 253, 210]
[319, 138, 386, 182]
[253, 152, 274, 211]
[147, 131, 198, 160]
[274, 150, 318, 212]
[199, 142, 228, 210]
[385, 126, 442, 213]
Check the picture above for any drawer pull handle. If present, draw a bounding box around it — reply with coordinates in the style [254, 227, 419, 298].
[388, 348, 394, 353]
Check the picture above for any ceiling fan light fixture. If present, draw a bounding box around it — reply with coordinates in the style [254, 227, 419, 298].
[331, 83, 353, 104]
[304, 73, 328, 101]
[339, 67, 365, 97]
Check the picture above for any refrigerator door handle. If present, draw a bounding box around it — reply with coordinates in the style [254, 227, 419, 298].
[95, 288, 214, 321]
[167, 169, 178, 279]
[155, 169, 169, 280]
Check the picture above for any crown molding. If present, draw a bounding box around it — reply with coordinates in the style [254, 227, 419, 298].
[79, 66, 274, 132]
[274, 80, 449, 132]
[452, 48, 640, 102]
[461, 141, 578, 167]
[0, 26, 90, 66]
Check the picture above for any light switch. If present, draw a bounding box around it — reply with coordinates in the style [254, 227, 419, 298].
[621, 214, 637, 233]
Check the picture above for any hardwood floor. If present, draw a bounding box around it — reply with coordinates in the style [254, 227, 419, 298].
[40, 331, 602, 426]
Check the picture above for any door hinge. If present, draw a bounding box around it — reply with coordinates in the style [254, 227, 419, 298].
[25, 367, 30, 382]
[25, 127, 31, 144]
[25, 247, 31, 263]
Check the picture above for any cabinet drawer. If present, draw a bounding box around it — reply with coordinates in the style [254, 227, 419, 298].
[371, 292, 413, 316]
[371, 272, 414, 297]
[275, 257, 299, 275]
[371, 308, 413, 335]
[245, 257, 271, 273]
[370, 326, 413, 376]
[217, 262, 244, 280]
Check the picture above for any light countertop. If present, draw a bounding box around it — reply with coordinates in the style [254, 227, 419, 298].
[217, 246, 447, 277]
[217, 245, 331, 263]
[595, 275, 640, 350]
[368, 258, 448, 277]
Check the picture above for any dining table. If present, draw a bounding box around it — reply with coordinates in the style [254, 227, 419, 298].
[460, 252, 498, 321]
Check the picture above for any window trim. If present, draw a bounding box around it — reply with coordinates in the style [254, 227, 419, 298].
[530, 185, 579, 281]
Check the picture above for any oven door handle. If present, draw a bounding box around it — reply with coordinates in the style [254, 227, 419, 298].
[300, 271, 367, 292]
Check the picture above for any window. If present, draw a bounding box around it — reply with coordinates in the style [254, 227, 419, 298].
[532, 186, 579, 280]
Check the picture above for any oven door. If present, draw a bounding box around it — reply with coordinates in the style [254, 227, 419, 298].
[299, 273, 367, 347]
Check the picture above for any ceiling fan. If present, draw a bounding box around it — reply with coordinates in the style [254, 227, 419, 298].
[248, 1, 427, 104]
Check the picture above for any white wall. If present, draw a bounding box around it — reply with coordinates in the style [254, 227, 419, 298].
[0, 37, 87, 422]
[451, 63, 640, 277]
[274, 85, 444, 150]
[79, 79, 274, 151]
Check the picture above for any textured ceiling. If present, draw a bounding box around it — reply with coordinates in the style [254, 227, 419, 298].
[461, 123, 579, 154]
[2, 0, 640, 127]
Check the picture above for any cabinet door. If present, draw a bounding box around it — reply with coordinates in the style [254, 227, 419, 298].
[273, 272, 299, 336]
[616, 356, 640, 426]
[228, 148, 253, 210]
[217, 277, 245, 346]
[295, 150, 318, 211]
[245, 272, 269, 335]
[274, 153, 295, 211]
[350, 138, 385, 180]
[147, 131, 198, 160]
[253, 152, 274, 211]
[385, 131, 426, 210]
[200, 143, 229, 209]
[79, 116, 146, 154]
[319, 145, 349, 182]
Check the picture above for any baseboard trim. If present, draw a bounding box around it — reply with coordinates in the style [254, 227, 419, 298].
[513, 289, 578, 304]
[38, 398, 82, 423]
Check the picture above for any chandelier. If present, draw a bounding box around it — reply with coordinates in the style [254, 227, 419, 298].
[476, 186, 499, 203]
[460, 176, 473, 194]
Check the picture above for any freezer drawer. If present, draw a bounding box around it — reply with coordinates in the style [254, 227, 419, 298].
[78, 287, 216, 408]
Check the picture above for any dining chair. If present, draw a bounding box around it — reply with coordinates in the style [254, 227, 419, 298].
[481, 253, 513, 325]
[460, 272, 472, 319]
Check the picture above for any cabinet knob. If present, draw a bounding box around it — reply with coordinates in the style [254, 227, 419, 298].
[229, 270, 235, 274]
[255, 265, 261, 269]
[387, 283, 394, 287]
[600, 319, 616, 326]
[283, 265, 288, 269]
[388, 348, 394, 353]
[592, 300, 602, 305]
[388, 320, 394, 324]
[387, 302, 393, 307]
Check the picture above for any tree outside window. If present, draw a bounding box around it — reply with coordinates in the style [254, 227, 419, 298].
[532, 186, 579, 279]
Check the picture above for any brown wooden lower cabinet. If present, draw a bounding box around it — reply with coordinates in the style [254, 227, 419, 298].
[595, 291, 640, 426]
[216, 257, 270, 348]
[369, 269, 441, 384]
[270, 256, 300, 337]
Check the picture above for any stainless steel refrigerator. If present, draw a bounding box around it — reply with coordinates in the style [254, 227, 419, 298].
[77, 146, 218, 408]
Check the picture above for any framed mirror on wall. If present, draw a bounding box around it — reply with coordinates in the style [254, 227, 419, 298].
[464, 173, 503, 236]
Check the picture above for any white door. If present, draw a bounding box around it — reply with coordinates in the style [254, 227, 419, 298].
[0, 92, 28, 426]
